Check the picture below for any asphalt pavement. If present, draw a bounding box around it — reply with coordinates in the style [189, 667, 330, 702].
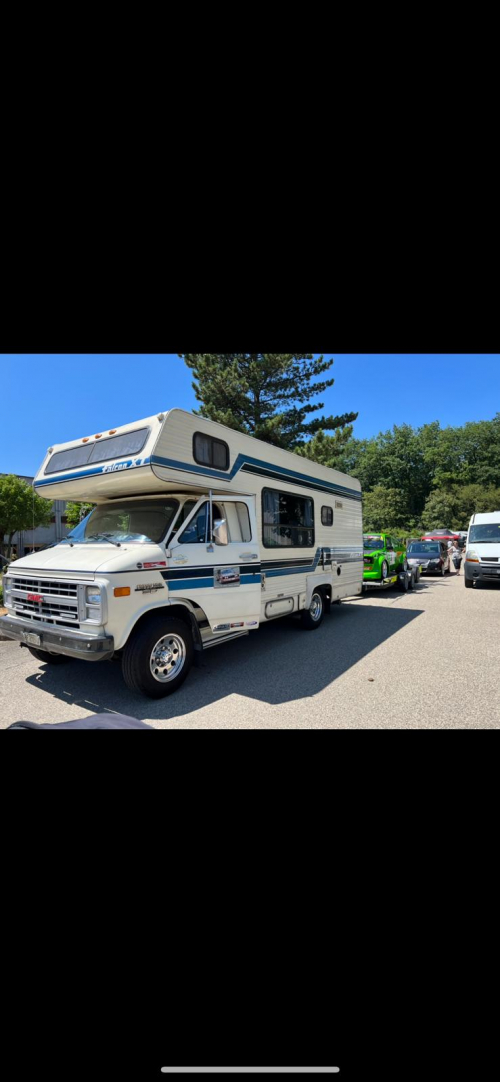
[1, 571, 499, 728]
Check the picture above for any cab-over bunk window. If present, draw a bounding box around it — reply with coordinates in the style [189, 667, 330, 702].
[44, 428, 149, 474]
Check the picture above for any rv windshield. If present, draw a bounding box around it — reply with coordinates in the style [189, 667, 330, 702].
[67, 500, 179, 544]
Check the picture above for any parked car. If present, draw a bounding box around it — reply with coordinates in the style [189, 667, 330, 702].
[363, 533, 408, 582]
[407, 540, 450, 575]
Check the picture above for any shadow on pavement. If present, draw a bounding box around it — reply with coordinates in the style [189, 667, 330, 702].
[24, 600, 424, 722]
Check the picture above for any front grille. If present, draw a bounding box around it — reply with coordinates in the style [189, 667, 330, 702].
[480, 557, 498, 562]
[9, 576, 80, 628]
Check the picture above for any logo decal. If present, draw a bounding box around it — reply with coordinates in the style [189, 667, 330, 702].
[143, 561, 167, 569]
[102, 460, 133, 474]
[134, 582, 164, 592]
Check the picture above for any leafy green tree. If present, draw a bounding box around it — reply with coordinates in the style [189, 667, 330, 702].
[181, 353, 358, 450]
[421, 489, 460, 532]
[362, 486, 413, 532]
[422, 484, 500, 531]
[65, 502, 94, 530]
[0, 475, 53, 559]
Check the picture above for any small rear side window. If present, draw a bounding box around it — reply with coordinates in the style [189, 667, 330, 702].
[193, 432, 230, 471]
[321, 506, 333, 526]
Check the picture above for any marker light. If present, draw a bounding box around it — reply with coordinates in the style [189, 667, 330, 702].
[114, 587, 131, 597]
[82, 438, 89, 442]
[109, 429, 117, 434]
[95, 434, 102, 438]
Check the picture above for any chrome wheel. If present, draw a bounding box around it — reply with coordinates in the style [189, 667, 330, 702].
[149, 634, 186, 682]
[309, 592, 323, 621]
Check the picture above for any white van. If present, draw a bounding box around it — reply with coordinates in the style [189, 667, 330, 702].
[464, 511, 500, 588]
[0, 409, 363, 697]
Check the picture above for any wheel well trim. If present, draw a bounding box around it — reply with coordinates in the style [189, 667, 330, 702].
[117, 598, 209, 650]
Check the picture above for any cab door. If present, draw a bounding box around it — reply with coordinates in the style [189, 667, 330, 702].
[166, 496, 261, 630]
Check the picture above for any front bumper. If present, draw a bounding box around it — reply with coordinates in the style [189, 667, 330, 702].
[0, 614, 114, 660]
[363, 567, 384, 580]
[464, 562, 500, 583]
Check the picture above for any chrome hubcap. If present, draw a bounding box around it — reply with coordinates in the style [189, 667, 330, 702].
[310, 593, 322, 620]
[150, 634, 186, 682]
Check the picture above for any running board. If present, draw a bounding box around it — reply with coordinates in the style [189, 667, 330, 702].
[202, 630, 249, 650]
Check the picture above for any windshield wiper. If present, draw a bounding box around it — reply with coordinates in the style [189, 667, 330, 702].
[87, 533, 121, 547]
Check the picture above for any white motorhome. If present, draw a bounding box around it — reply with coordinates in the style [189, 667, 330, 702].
[0, 409, 363, 697]
[464, 510, 500, 588]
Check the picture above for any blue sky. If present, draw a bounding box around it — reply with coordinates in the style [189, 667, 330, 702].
[1, 354, 499, 477]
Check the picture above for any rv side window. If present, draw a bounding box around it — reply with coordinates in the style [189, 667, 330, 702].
[178, 501, 223, 544]
[262, 488, 314, 548]
[321, 506, 333, 526]
[193, 432, 230, 471]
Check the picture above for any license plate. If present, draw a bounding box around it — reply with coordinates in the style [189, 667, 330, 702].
[24, 632, 41, 646]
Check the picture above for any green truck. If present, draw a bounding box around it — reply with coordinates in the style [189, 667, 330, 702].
[363, 533, 408, 583]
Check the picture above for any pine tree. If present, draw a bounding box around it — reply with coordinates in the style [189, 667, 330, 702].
[181, 354, 358, 450]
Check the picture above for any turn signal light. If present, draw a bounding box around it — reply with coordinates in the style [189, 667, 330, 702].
[114, 587, 131, 597]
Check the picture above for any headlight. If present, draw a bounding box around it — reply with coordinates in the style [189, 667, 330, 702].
[3, 577, 13, 607]
[86, 588, 102, 604]
[465, 549, 479, 562]
[84, 585, 103, 623]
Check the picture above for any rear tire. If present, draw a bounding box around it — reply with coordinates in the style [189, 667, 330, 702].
[122, 615, 194, 698]
[301, 590, 325, 630]
[27, 647, 70, 664]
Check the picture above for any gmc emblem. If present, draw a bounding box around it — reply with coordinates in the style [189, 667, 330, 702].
[27, 594, 43, 602]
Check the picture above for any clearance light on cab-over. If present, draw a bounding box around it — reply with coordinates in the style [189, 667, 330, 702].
[114, 587, 131, 597]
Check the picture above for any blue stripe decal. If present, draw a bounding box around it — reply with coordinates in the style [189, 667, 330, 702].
[151, 452, 361, 500]
[34, 446, 360, 501]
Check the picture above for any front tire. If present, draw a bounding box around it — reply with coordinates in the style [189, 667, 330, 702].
[122, 615, 194, 698]
[464, 577, 473, 588]
[381, 560, 389, 581]
[301, 590, 325, 630]
[27, 647, 70, 664]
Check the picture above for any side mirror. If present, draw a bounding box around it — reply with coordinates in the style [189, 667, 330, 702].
[213, 518, 228, 546]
